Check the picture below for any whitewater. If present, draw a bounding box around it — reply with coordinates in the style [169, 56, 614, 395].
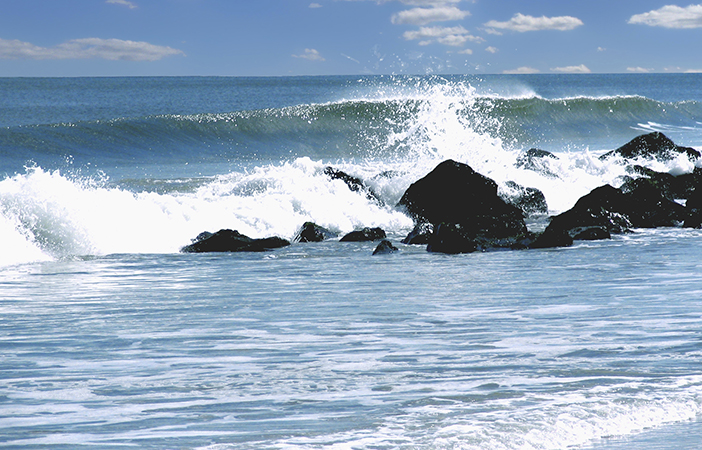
[1, 74, 702, 449]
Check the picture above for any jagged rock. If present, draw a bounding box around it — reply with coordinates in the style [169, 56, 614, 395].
[515, 148, 560, 178]
[502, 181, 548, 216]
[324, 166, 381, 203]
[292, 222, 337, 243]
[397, 160, 527, 241]
[372, 239, 398, 255]
[599, 132, 700, 162]
[181, 229, 290, 253]
[340, 227, 386, 242]
[540, 181, 687, 243]
[401, 222, 433, 245]
[543, 185, 634, 240]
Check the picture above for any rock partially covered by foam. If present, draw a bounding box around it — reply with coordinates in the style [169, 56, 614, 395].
[515, 148, 560, 178]
[292, 222, 337, 243]
[324, 166, 381, 204]
[501, 181, 548, 216]
[181, 229, 290, 253]
[599, 132, 700, 162]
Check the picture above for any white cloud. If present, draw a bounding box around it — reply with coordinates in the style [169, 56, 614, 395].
[0, 38, 184, 61]
[106, 0, 137, 9]
[485, 46, 498, 53]
[627, 66, 653, 73]
[458, 48, 473, 54]
[309, 2, 323, 8]
[685, 69, 702, 73]
[403, 25, 483, 46]
[484, 13, 583, 32]
[391, 6, 469, 25]
[292, 48, 325, 61]
[597, 46, 606, 52]
[503, 66, 540, 74]
[629, 4, 702, 28]
[551, 64, 591, 73]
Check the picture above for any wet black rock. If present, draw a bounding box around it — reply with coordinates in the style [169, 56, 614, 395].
[292, 222, 338, 243]
[502, 181, 548, 216]
[397, 159, 527, 242]
[181, 229, 290, 253]
[401, 222, 433, 245]
[340, 227, 387, 242]
[599, 132, 700, 162]
[372, 239, 398, 255]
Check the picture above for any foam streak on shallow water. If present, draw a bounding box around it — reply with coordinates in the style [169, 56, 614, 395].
[2, 230, 702, 449]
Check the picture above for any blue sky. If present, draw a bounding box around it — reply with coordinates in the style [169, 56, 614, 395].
[0, 0, 701, 76]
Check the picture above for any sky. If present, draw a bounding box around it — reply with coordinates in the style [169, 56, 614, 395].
[0, 0, 701, 77]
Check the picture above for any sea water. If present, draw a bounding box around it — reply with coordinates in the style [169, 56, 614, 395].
[1, 74, 702, 449]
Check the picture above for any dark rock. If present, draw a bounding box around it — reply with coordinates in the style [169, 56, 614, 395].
[292, 222, 337, 243]
[427, 222, 537, 254]
[340, 227, 386, 242]
[529, 227, 574, 249]
[515, 148, 560, 178]
[181, 229, 290, 253]
[539, 181, 687, 243]
[397, 160, 527, 240]
[324, 166, 381, 203]
[572, 226, 611, 240]
[600, 132, 700, 162]
[543, 185, 634, 240]
[622, 178, 687, 227]
[426, 223, 478, 254]
[401, 222, 433, 245]
[684, 188, 702, 228]
[372, 239, 398, 255]
[502, 181, 548, 216]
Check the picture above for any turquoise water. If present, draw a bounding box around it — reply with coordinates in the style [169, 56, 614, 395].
[1, 75, 702, 449]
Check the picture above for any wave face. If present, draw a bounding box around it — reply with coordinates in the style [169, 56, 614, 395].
[2, 75, 702, 265]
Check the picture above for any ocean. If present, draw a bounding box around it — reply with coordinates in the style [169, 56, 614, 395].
[1, 74, 702, 449]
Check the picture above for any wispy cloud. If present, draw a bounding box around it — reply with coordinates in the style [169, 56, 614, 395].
[403, 25, 483, 46]
[391, 6, 469, 25]
[309, 3, 323, 8]
[106, 0, 137, 9]
[292, 48, 325, 61]
[627, 66, 653, 73]
[551, 64, 591, 73]
[503, 66, 540, 74]
[485, 46, 498, 53]
[484, 13, 583, 33]
[0, 38, 184, 61]
[629, 4, 702, 29]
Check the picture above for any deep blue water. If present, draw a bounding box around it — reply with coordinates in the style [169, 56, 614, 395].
[1, 75, 702, 449]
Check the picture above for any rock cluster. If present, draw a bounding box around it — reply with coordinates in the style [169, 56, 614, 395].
[180, 132, 702, 256]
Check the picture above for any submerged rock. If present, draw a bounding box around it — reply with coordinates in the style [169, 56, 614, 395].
[340, 227, 386, 242]
[181, 229, 290, 253]
[292, 222, 337, 243]
[599, 132, 700, 162]
[372, 239, 398, 255]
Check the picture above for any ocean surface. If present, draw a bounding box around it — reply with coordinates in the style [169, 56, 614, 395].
[1, 74, 702, 449]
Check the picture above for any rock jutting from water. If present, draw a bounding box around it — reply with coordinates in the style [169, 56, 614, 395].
[180, 229, 290, 253]
[292, 222, 338, 243]
[340, 227, 387, 242]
